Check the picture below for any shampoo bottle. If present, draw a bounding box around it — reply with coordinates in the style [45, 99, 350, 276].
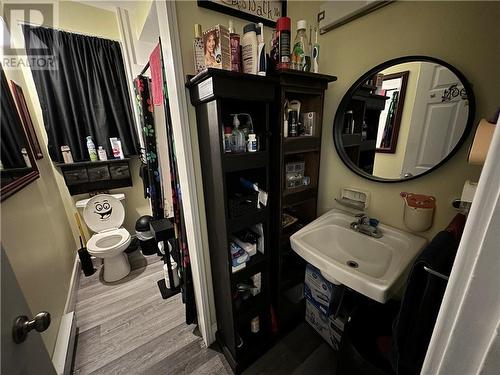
[256, 23, 266, 76]
[241, 23, 258, 74]
[86, 136, 98, 161]
[228, 20, 241, 72]
[193, 24, 205, 74]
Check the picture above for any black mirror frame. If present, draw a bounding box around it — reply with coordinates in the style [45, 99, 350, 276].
[333, 55, 476, 183]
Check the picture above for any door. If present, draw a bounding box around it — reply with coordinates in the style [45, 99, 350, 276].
[1, 247, 56, 375]
[401, 63, 469, 177]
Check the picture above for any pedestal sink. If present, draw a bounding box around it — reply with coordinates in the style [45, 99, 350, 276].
[290, 209, 427, 303]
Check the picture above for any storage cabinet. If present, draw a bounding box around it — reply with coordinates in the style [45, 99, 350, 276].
[271, 70, 336, 335]
[187, 69, 275, 373]
[57, 158, 132, 195]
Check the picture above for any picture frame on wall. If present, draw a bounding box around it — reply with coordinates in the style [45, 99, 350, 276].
[197, 0, 287, 27]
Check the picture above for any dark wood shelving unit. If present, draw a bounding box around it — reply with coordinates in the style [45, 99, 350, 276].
[187, 69, 275, 373]
[343, 86, 389, 173]
[271, 70, 336, 336]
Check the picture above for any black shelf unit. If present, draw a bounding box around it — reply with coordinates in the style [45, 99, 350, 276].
[271, 70, 336, 336]
[186, 69, 275, 373]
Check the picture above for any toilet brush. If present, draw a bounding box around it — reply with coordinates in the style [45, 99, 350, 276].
[77, 236, 96, 276]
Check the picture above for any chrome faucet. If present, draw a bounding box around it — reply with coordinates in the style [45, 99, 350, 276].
[350, 213, 383, 238]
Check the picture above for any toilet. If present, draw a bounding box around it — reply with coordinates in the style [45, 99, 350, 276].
[81, 194, 131, 282]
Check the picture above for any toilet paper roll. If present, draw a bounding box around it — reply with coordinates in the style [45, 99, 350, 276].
[468, 119, 495, 165]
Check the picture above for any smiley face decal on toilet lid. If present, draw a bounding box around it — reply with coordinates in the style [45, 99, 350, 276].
[83, 194, 125, 233]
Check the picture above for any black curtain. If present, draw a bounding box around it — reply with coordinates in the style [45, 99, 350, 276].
[1, 67, 28, 169]
[159, 42, 197, 324]
[22, 25, 139, 162]
[134, 75, 163, 219]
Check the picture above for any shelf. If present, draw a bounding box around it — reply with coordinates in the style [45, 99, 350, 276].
[284, 136, 320, 154]
[55, 157, 131, 169]
[342, 133, 362, 147]
[223, 151, 267, 172]
[232, 252, 268, 281]
[228, 208, 267, 232]
[360, 139, 377, 152]
[234, 293, 266, 323]
[283, 190, 317, 208]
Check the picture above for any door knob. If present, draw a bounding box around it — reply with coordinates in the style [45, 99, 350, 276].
[12, 312, 51, 344]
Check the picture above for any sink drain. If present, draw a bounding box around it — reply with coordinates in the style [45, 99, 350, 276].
[346, 260, 359, 269]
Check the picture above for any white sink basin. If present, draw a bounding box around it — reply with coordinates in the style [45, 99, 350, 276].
[290, 209, 427, 303]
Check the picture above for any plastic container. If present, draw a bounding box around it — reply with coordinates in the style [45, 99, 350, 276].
[86, 136, 98, 161]
[97, 146, 108, 161]
[291, 20, 310, 71]
[247, 134, 258, 152]
[231, 114, 246, 153]
[256, 23, 266, 76]
[401, 192, 436, 232]
[241, 23, 258, 74]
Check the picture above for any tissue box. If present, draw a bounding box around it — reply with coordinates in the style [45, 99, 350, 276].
[203, 25, 231, 70]
[304, 264, 345, 316]
[305, 299, 346, 351]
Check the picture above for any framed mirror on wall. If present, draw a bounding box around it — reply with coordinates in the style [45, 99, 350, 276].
[333, 56, 475, 182]
[1, 66, 40, 201]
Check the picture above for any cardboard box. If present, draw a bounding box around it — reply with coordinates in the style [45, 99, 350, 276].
[306, 299, 346, 351]
[304, 264, 340, 316]
[203, 25, 230, 70]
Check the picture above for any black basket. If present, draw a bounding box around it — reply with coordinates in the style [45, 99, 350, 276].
[229, 191, 259, 218]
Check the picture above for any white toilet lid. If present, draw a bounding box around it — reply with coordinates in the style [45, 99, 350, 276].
[83, 194, 125, 233]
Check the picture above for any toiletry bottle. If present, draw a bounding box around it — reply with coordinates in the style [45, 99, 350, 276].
[61, 145, 74, 163]
[247, 134, 258, 152]
[228, 20, 241, 72]
[224, 126, 233, 153]
[98, 146, 108, 161]
[289, 111, 298, 137]
[291, 20, 310, 71]
[231, 114, 246, 153]
[87, 136, 98, 161]
[312, 26, 320, 73]
[241, 23, 258, 74]
[21, 148, 31, 167]
[193, 24, 205, 74]
[256, 23, 266, 76]
[276, 17, 291, 69]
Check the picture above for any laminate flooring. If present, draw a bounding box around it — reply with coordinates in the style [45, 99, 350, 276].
[73, 251, 336, 375]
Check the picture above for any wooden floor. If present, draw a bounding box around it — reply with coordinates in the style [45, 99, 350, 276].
[73, 251, 336, 374]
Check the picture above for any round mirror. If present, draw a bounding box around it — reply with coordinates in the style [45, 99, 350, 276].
[333, 56, 475, 182]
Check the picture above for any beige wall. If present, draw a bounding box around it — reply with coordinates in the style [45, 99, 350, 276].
[1, 0, 151, 354]
[0, 66, 76, 355]
[315, 0, 500, 240]
[373, 61, 422, 179]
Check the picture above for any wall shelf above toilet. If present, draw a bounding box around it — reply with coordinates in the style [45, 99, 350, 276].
[56, 158, 132, 195]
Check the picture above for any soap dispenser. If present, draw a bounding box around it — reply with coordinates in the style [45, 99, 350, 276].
[231, 114, 246, 153]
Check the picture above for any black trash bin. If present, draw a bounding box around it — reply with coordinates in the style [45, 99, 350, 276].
[135, 215, 157, 255]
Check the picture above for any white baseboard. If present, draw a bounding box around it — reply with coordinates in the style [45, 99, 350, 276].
[64, 254, 81, 314]
[52, 311, 77, 375]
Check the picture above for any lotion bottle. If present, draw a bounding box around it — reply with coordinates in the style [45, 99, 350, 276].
[241, 23, 258, 74]
[86, 136, 98, 161]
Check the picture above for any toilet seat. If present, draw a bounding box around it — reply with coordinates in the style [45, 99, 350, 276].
[87, 227, 131, 257]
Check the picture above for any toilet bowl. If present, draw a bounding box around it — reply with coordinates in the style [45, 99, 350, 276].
[82, 194, 131, 282]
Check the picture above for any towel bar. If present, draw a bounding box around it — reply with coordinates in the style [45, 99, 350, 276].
[423, 266, 449, 281]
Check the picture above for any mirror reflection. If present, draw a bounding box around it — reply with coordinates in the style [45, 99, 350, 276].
[1, 67, 37, 194]
[335, 59, 472, 181]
